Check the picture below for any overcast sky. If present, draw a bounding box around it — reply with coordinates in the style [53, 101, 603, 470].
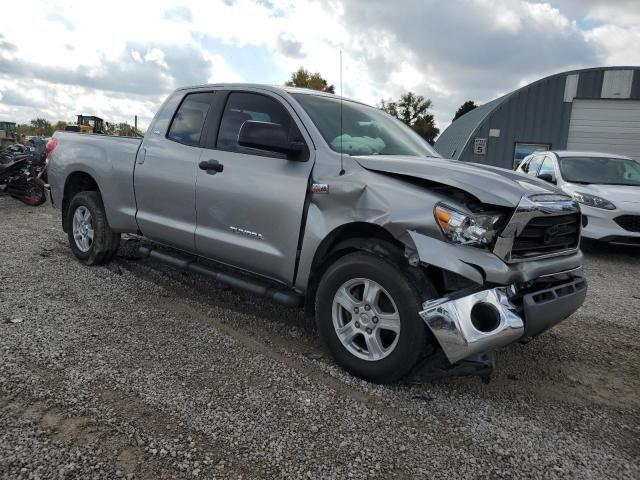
[1, 0, 639, 132]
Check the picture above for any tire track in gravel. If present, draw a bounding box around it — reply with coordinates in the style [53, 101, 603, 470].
[1, 353, 265, 479]
[1, 392, 182, 479]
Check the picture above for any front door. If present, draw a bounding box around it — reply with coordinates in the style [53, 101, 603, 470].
[194, 90, 315, 284]
[134, 91, 216, 252]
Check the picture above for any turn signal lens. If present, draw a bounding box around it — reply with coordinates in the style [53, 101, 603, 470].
[435, 207, 451, 230]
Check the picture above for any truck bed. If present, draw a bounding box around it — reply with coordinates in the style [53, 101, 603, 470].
[48, 132, 142, 233]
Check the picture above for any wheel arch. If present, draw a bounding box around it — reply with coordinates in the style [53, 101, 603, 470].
[304, 222, 410, 316]
[61, 171, 101, 232]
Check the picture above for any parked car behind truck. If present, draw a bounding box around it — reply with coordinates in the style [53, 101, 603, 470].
[516, 150, 640, 246]
[46, 84, 587, 383]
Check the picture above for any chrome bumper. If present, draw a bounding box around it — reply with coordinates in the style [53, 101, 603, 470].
[420, 288, 524, 364]
[420, 276, 587, 364]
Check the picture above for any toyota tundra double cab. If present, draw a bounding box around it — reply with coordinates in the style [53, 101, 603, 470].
[46, 84, 587, 383]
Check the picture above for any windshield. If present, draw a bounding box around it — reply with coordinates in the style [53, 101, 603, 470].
[291, 93, 439, 157]
[559, 156, 640, 186]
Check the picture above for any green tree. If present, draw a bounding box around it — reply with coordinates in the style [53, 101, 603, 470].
[378, 92, 439, 144]
[452, 100, 477, 121]
[104, 122, 117, 135]
[16, 123, 31, 137]
[53, 121, 67, 132]
[29, 118, 53, 136]
[115, 122, 136, 137]
[285, 67, 335, 93]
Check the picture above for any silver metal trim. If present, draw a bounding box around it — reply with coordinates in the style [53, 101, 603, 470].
[537, 265, 583, 278]
[420, 288, 524, 364]
[493, 194, 581, 263]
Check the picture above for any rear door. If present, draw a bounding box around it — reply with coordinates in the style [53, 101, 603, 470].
[134, 91, 216, 252]
[194, 90, 315, 284]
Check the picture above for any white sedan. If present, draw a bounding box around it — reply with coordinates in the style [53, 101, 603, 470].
[516, 151, 640, 246]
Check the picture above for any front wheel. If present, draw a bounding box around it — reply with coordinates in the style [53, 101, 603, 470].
[315, 251, 435, 383]
[65, 191, 120, 265]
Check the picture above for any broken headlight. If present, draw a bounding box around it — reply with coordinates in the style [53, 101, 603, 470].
[434, 204, 502, 247]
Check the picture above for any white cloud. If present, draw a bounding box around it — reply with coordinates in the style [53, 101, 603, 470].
[0, 0, 638, 133]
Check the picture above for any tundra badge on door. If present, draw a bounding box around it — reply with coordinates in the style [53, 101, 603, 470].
[230, 226, 264, 240]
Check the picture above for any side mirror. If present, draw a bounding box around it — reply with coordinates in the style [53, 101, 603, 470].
[238, 120, 304, 156]
[538, 173, 556, 184]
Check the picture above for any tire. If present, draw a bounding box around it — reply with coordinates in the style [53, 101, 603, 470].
[65, 191, 120, 265]
[315, 251, 436, 383]
[18, 178, 46, 206]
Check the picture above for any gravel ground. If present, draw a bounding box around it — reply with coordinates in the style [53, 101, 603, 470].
[1, 196, 639, 479]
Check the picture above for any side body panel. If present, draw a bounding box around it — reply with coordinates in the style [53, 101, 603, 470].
[133, 90, 216, 252]
[194, 89, 316, 284]
[47, 132, 142, 232]
[134, 138, 202, 251]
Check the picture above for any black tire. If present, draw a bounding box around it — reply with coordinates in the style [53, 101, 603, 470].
[65, 191, 120, 265]
[315, 251, 436, 383]
[18, 178, 46, 206]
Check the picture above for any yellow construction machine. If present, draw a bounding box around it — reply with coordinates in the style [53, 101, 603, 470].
[64, 115, 105, 134]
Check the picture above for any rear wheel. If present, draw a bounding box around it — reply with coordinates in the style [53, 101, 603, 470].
[315, 251, 435, 383]
[65, 191, 120, 265]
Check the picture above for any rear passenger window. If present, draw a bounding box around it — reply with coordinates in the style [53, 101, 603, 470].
[217, 92, 303, 155]
[168, 92, 215, 146]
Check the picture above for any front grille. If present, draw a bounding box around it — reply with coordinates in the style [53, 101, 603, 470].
[614, 215, 640, 233]
[511, 213, 581, 258]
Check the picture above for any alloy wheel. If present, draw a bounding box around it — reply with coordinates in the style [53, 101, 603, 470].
[331, 278, 401, 361]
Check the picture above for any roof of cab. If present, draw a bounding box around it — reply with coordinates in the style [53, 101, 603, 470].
[173, 83, 366, 104]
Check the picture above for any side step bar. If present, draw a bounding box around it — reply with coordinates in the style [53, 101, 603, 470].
[138, 246, 304, 308]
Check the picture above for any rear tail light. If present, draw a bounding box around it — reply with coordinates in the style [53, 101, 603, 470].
[45, 137, 57, 158]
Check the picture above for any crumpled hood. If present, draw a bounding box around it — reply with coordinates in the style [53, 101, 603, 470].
[562, 182, 640, 205]
[353, 155, 561, 207]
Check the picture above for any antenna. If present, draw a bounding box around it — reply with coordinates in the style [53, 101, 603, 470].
[339, 50, 345, 176]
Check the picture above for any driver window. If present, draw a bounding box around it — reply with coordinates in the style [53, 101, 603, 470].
[217, 92, 303, 157]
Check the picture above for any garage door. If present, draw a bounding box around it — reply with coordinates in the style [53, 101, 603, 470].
[567, 99, 640, 161]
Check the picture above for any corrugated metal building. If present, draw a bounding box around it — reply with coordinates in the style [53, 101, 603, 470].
[435, 66, 640, 168]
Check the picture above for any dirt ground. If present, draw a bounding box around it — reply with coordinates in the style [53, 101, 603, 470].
[1, 196, 639, 479]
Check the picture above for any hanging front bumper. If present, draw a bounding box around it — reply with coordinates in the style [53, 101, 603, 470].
[419, 277, 587, 364]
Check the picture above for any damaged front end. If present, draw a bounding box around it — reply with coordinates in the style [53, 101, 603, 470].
[413, 193, 587, 374]
[419, 275, 587, 366]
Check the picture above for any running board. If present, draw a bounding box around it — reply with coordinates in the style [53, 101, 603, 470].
[138, 246, 303, 308]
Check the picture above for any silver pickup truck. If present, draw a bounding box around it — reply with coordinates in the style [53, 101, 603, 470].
[47, 84, 587, 383]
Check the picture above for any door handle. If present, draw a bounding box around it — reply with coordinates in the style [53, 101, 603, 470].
[137, 147, 147, 165]
[199, 159, 224, 174]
